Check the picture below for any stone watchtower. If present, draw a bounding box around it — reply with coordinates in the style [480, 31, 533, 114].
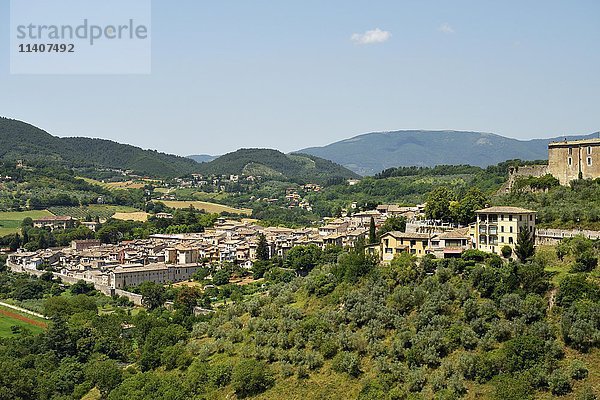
[548, 138, 600, 185]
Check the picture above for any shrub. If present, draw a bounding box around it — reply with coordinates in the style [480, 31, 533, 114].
[562, 300, 600, 352]
[279, 362, 294, 378]
[212, 269, 231, 286]
[570, 359, 589, 380]
[231, 359, 274, 398]
[332, 351, 361, 377]
[577, 386, 598, 400]
[503, 335, 546, 372]
[571, 252, 598, 273]
[501, 245, 513, 258]
[296, 365, 309, 379]
[491, 374, 533, 400]
[548, 369, 572, 396]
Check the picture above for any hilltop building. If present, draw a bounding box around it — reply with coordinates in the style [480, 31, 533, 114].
[548, 138, 600, 185]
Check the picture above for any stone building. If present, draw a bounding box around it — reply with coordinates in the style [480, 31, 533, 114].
[548, 138, 600, 185]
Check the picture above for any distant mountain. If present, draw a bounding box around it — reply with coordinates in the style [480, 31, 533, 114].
[197, 148, 359, 183]
[298, 130, 600, 176]
[0, 117, 200, 177]
[187, 154, 218, 163]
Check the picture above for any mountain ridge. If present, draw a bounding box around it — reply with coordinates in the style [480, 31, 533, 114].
[298, 129, 600, 175]
[0, 117, 201, 177]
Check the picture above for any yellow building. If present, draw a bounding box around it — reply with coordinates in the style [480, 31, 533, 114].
[475, 206, 536, 255]
[378, 231, 431, 262]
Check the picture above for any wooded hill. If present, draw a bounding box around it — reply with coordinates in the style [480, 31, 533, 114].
[0, 117, 200, 178]
[196, 148, 360, 184]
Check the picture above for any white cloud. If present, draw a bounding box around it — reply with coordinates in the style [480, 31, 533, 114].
[438, 23, 455, 34]
[350, 28, 391, 45]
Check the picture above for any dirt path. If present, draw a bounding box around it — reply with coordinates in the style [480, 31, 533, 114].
[0, 308, 47, 328]
[0, 301, 47, 319]
[549, 288, 558, 310]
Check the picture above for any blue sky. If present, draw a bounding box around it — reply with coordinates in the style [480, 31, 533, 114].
[1, 0, 599, 156]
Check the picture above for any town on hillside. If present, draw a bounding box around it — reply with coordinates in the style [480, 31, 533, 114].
[4, 138, 600, 299]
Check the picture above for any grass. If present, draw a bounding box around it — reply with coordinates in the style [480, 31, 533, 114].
[0, 210, 54, 236]
[535, 245, 576, 286]
[156, 200, 252, 215]
[0, 305, 46, 337]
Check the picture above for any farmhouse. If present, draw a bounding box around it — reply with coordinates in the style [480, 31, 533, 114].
[32, 215, 76, 231]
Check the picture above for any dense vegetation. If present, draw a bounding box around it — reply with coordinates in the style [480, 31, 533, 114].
[197, 149, 359, 184]
[0, 117, 200, 177]
[497, 178, 600, 230]
[1, 237, 599, 399]
[0, 161, 145, 212]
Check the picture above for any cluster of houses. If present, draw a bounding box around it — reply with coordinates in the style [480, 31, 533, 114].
[7, 204, 543, 291]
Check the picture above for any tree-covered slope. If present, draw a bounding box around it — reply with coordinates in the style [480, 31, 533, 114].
[197, 148, 359, 183]
[299, 130, 600, 176]
[0, 117, 200, 177]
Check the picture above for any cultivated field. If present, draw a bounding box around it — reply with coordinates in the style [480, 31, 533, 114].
[80, 177, 146, 190]
[48, 205, 141, 220]
[0, 210, 54, 236]
[0, 305, 46, 337]
[156, 200, 252, 215]
[112, 211, 150, 222]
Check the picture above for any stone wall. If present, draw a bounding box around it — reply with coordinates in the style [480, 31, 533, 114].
[536, 228, 600, 246]
[498, 164, 549, 194]
[6, 261, 144, 306]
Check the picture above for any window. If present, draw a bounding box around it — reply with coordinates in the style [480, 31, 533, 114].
[509, 237, 514, 244]
[500, 236, 504, 243]
[509, 226, 513, 233]
[479, 235, 486, 244]
[508, 215, 513, 221]
[588, 157, 593, 166]
[568, 157, 572, 166]
[519, 215, 523, 221]
[529, 215, 533, 221]
[500, 214, 504, 221]
[569, 147, 573, 155]
[588, 146, 592, 155]
[501, 226, 504, 233]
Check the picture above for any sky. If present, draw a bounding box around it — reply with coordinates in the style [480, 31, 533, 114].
[0, 0, 599, 156]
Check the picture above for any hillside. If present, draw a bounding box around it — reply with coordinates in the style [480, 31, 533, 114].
[2, 238, 600, 399]
[196, 148, 360, 183]
[298, 130, 600, 176]
[0, 117, 200, 178]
